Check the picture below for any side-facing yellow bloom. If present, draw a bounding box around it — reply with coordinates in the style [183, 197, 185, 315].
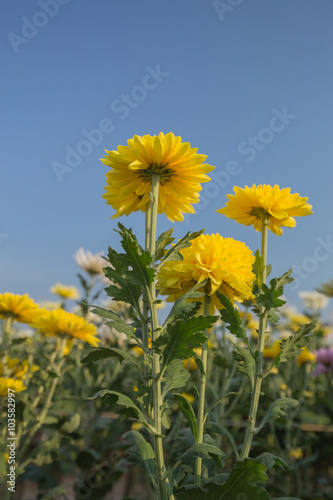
[158, 234, 255, 313]
[101, 132, 215, 222]
[288, 448, 303, 460]
[0, 357, 39, 379]
[297, 348, 316, 366]
[32, 309, 100, 347]
[0, 293, 40, 324]
[50, 283, 80, 300]
[263, 341, 281, 359]
[0, 377, 26, 397]
[217, 184, 312, 235]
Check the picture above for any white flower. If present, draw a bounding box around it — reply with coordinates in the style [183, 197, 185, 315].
[74, 248, 106, 276]
[298, 291, 329, 313]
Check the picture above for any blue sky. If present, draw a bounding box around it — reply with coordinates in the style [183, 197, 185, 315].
[1, 0, 333, 319]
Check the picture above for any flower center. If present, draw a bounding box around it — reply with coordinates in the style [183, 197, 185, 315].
[137, 163, 175, 185]
[249, 207, 270, 219]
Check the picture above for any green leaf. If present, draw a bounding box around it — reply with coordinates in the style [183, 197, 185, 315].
[123, 430, 157, 489]
[256, 398, 299, 435]
[154, 315, 217, 370]
[86, 390, 156, 433]
[90, 306, 138, 341]
[276, 322, 315, 365]
[61, 413, 81, 434]
[216, 292, 251, 349]
[255, 270, 293, 322]
[117, 223, 155, 288]
[255, 453, 289, 471]
[205, 422, 239, 460]
[159, 229, 205, 266]
[233, 344, 255, 387]
[163, 280, 207, 324]
[162, 359, 191, 399]
[174, 393, 198, 442]
[104, 249, 142, 307]
[81, 346, 142, 371]
[155, 227, 174, 262]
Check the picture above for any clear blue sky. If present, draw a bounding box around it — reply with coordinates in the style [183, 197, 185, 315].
[1, 0, 333, 319]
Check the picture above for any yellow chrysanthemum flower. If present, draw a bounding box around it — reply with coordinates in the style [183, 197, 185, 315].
[0, 293, 40, 324]
[217, 184, 312, 235]
[101, 132, 215, 222]
[32, 309, 100, 347]
[157, 234, 255, 313]
[0, 377, 26, 397]
[0, 357, 39, 379]
[181, 392, 195, 404]
[263, 341, 281, 359]
[50, 283, 80, 300]
[297, 348, 316, 366]
[288, 448, 303, 460]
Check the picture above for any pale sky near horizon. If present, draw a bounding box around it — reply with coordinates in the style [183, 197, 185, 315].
[1, 0, 333, 322]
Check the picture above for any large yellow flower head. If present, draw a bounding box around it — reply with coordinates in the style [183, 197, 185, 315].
[0, 377, 26, 397]
[0, 293, 40, 324]
[32, 309, 100, 347]
[157, 234, 255, 313]
[101, 132, 215, 222]
[217, 184, 312, 235]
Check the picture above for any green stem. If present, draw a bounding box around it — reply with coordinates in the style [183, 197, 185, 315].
[142, 201, 152, 373]
[17, 337, 67, 464]
[240, 213, 269, 460]
[195, 293, 210, 487]
[149, 174, 174, 500]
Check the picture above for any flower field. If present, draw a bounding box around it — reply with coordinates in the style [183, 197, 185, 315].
[1, 133, 333, 500]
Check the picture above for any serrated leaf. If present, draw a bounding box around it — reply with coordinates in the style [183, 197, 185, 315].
[276, 322, 315, 365]
[256, 452, 289, 471]
[104, 250, 142, 307]
[159, 229, 205, 266]
[216, 292, 251, 349]
[233, 344, 255, 387]
[205, 422, 239, 460]
[81, 346, 141, 371]
[162, 359, 191, 399]
[90, 306, 138, 340]
[155, 315, 216, 370]
[155, 227, 174, 262]
[163, 280, 207, 324]
[256, 398, 299, 435]
[123, 430, 157, 488]
[174, 393, 198, 442]
[61, 413, 81, 434]
[86, 390, 154, 432]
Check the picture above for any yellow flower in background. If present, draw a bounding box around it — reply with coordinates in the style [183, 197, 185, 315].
[217, 184, 312, 235]
[263, 341, 281, 359]
[101, 132, 215, 222]
[0, 377, 26, 397]
[0, 293, 40, 324]
[288, 448, 303, 460]
[183, 357, 198, 371]
[181, 392, 195, 404]
[0, 357, 39, 379]
[50, 283, 80, 300]
[32, 309, 100, 347]
[297, 348, 316, 366]
[158, 234, 255, 314]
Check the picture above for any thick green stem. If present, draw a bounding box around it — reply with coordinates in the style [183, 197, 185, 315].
[149, 174, 174, 500]
[195, 293, 210, 487]
[142, 201, 152, 364]
[240, 213, 269, 460]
